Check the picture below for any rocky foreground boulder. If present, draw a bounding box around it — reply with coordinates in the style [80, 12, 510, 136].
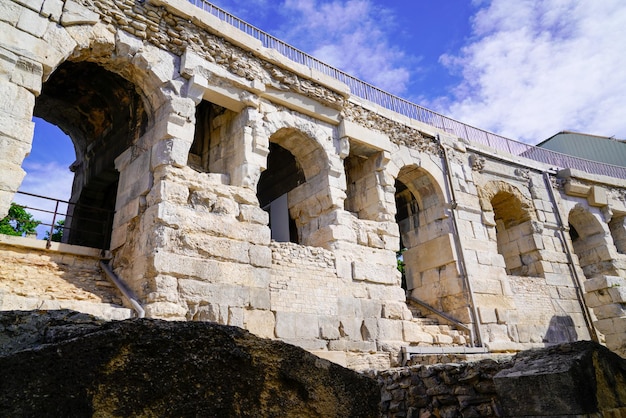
[0, 310, 380, 417]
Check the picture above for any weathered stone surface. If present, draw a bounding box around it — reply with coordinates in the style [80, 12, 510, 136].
[494, 341, 626, 416]
[0, 310, 380, 417]
[372, 341, 626, 417]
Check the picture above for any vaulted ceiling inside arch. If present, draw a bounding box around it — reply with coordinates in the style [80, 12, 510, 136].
[34, 61, 148, 167]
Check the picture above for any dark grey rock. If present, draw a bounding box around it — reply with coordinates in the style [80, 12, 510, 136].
[494, 341, 626, 416]
[0, 310, 380, 417]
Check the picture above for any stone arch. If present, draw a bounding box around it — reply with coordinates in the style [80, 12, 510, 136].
[257, 127, 332, 245]
[394, 164, 457, 309]
[568, 205, 619, 279]
[0, 17, 188, 250]
[34, 60, 149, 248]
[479, 181, 542, 276]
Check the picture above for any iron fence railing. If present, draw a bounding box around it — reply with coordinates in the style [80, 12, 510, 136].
[187, 0, 626, 180]
[5, 191, 114, 250]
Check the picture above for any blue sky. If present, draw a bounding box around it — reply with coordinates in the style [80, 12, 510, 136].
[20, 0, 626, 217]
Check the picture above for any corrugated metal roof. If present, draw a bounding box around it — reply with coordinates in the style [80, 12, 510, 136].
[537, 131, 626, 168]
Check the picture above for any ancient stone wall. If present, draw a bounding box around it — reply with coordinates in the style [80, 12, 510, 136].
[372, 341, 626, 417]
[0, 236, 130, 319]
[1, 0, 626, 368]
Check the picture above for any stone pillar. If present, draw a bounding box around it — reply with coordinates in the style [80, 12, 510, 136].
[584, 275, 626, 357]
[111, 90, 197, 320]
[228, 106, 268, 188]
[0, 55, 42, 217]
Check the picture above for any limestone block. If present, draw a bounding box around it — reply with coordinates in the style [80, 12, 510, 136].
[0, 1, 21, 25]
[151, 137, 191, 169]
[9, 57, 42, 95]
[434, 334, 454, 344]
[544, 273, 574, 287]
[274, 311, 295, 339]
[109, 222, 128, 251]
[409, 234, 456, 272]
[583, 291, 613, 309]
[0, 136, 31, 166]
[352, 261, 399, 285]
[60, 0, 99, 26]
[144, 301, 187, 320]
[328, 339, 377, 353]
[360, 299, 382, 318]
[361, 318, 378, 341]
[496, 308, 519, 325]
[402, 321, 434, 344]
[281, 338, 329, 351]
[381, 301, 412, 320]
[471, 277, 503, 295]
[377, 318, 403, 341]
[588, 186, 608, 207]
[227, 307, 244, 327]
[309, 350, 347, 367]
[238, 205, 268, 225]
[319, 316, 340, 340]
[0, 80, 35, 119]
[0, 161, 26, 191]
[339, 318, 362, 341]
[367, 284, 406, 302]
[592, 304, 626, 320]
[17, 8, 48, 38]
[0, 111, 33, 145]
[247, 287, 270, 310]
[114, 29, 145, 58]
[13, 0, 43, 13]
[248, 244, 271, 268]
[41, 0, 63, 21]
[186, 302, 220, 322]
[478, 307, 498, 324]
[243, 309, 275, 339]
[608, 285, 626, 303]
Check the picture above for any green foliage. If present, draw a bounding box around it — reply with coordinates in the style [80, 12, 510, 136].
[0, 203, 41, 237]
[44, 219, 65, 242]
[397, 248, 407, 290]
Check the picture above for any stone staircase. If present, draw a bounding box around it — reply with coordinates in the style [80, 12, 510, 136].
[0, 237, 133, 321]
[402, 297, 489, 365]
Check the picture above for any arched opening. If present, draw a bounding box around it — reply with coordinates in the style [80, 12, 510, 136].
[256, 128, 329, 246]
[33, 61, 148, 248]
[257, 142, 303, 243]
[569, 206, 618, 279]
[394, 165, 456, 309]
[394, 178, 419, 290]
[188, 100, 228, 173]
[343, 145, 386, 221]
[490, 190, 540, 276]
[609, 213, 626, 255]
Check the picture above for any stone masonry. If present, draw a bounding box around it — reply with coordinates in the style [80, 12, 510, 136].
[0, 0, 626, 369]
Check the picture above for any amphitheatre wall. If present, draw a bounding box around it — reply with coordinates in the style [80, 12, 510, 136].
[1, 0, 626, 369]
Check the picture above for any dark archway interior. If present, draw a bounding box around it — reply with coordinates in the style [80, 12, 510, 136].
[257, 142, 304, 243]
[34, 61, 147, 248]
[394, 178, 418, 251]
[189, 100, 226, 173]
[395, 178, 419, 290]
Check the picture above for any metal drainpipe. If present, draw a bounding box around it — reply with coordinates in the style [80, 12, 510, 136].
[541, 172, 599, 343]
[100, 261, 145, 318]
[437, 135, 484, 347]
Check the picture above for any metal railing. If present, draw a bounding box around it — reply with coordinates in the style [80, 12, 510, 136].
[6, 191, 114, 250]
[187, 0, 626, 180]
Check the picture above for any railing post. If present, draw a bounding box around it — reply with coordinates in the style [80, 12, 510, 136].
[46, 200, 59, 249]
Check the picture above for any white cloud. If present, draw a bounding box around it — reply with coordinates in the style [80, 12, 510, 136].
[438, 0, 626, 143]
[275, 0, 414, 95]
[14, 161, 73, 236]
